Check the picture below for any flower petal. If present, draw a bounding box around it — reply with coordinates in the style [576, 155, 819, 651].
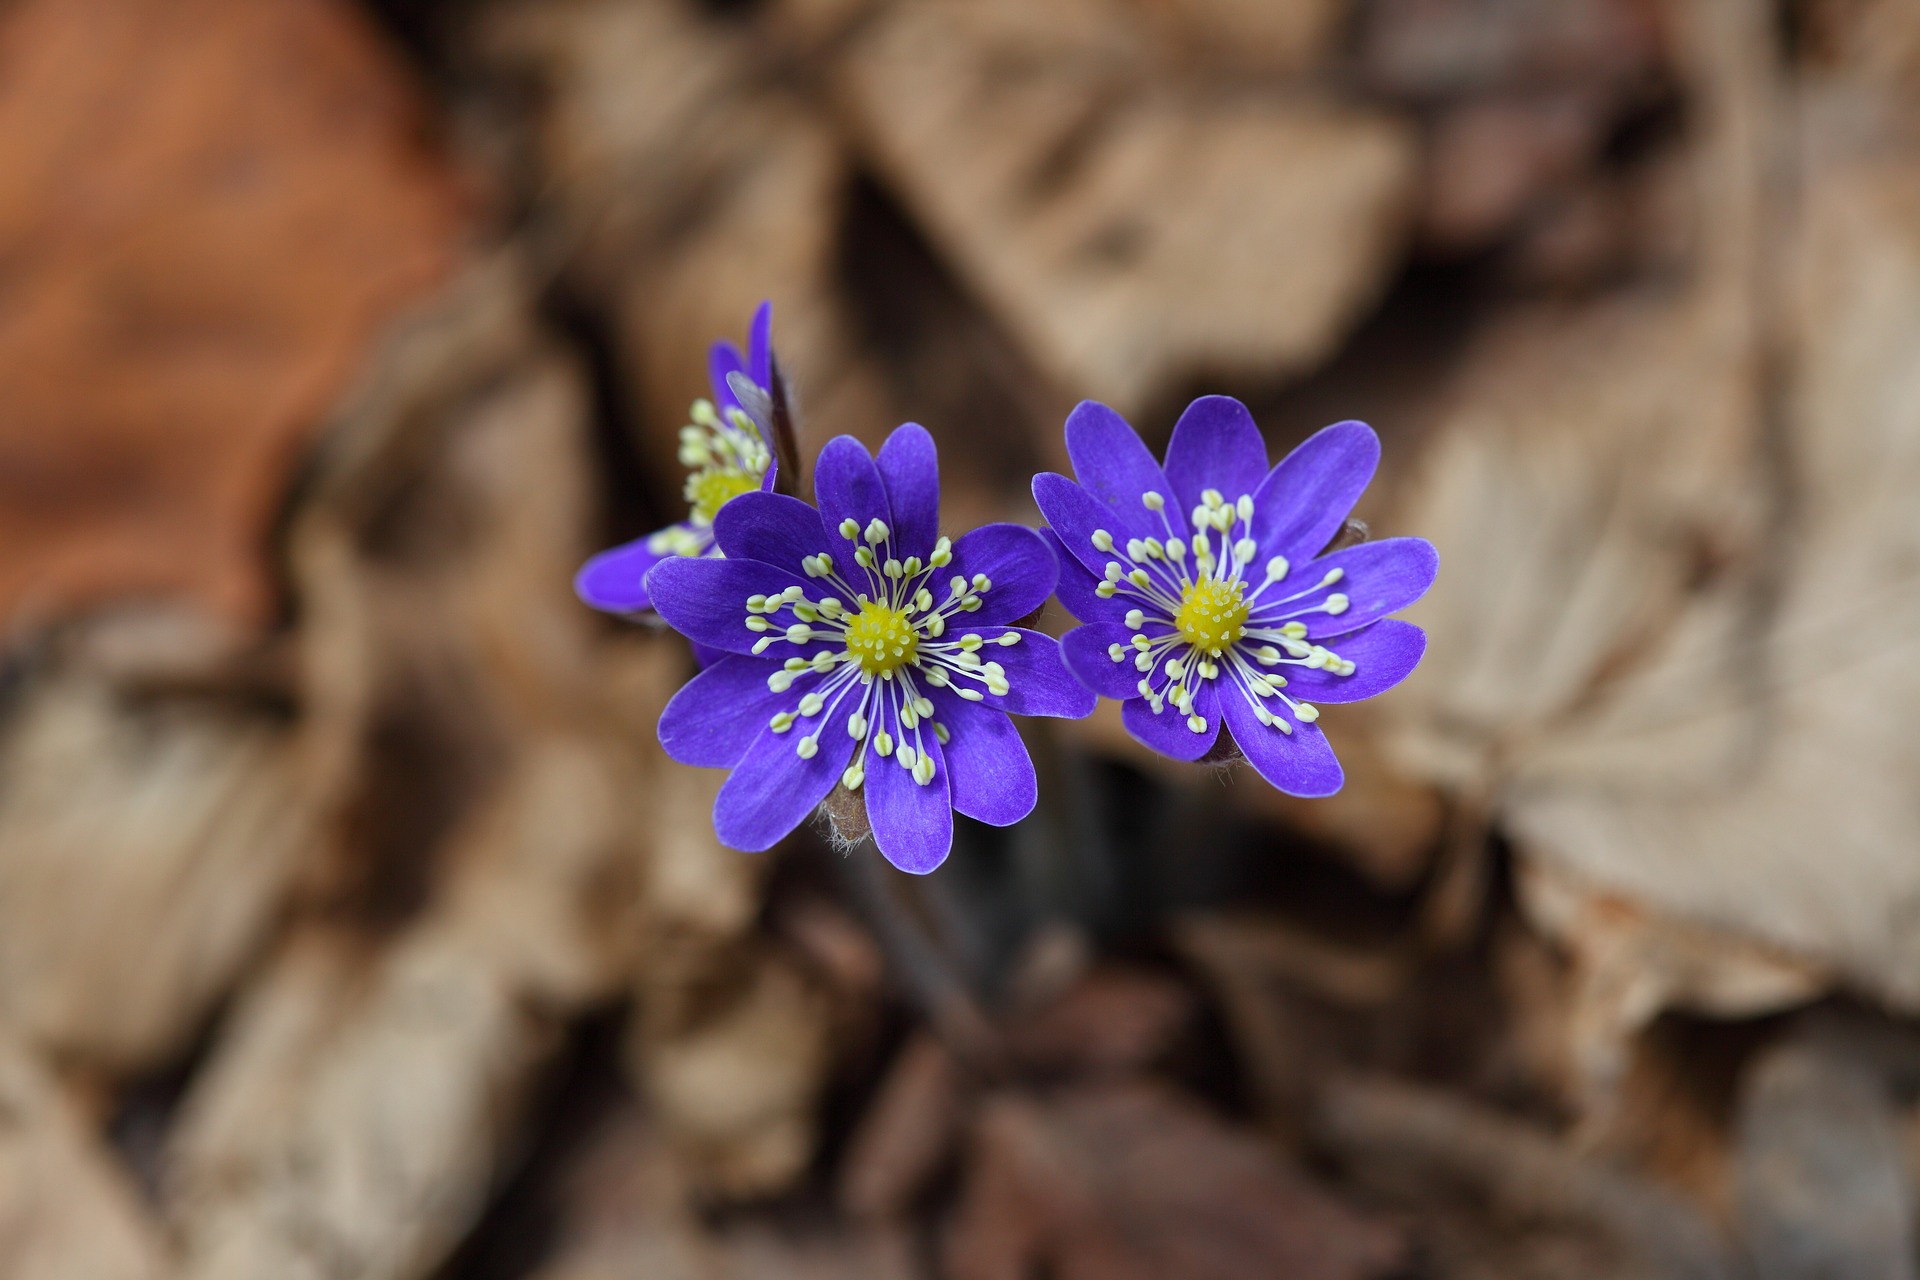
[1255, 537, 1437, 638]
[713, 492, 831, 581]
[960, 628, 1096, 719]
[747, 299, 773, 388]
[1248, 420, 1381, 566]
[1282, 619, 1426, 704]
[659, 655, 805, 767]
[875, 423, 941, 562]
[1032, 472, 1153, 581]
[1217, 682, 1343, 797]
[575, 529, 687, 613]
[691, 641, 730, 670]
[708, 340, 747, 413]
[711, 700, 858, 852]
[1065, 400, 1174, 521]
[649, 556, 824, 657]
[933, 693, 1036, 828]
[864, 689, 953, 874]
[1122, 679, 1219, 761]
[1164, 395, 1269, 515]
[948, 523, 1057, 624]
[1061, 623, 1157, 700]
[1039, 529, 1132, 625]
[815, 435, 894, 576]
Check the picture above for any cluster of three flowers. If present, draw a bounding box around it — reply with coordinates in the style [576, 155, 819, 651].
[576, 304, 1437, 874]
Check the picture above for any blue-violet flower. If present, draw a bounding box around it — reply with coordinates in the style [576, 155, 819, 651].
[1033, 397, 1437, 797]
[648, 425, 1096, 873]
[574, 301, 777, 614]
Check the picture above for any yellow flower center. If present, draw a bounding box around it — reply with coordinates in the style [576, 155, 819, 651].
[1174, 578, 1249, 655]
[685, 466, 760, 524]
[844, 600, 920, 676]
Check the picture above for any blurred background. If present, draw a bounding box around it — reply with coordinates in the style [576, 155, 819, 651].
[2, 0, 1918, 1276]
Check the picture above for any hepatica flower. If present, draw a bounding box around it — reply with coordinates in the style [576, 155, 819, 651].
[1034, 397, 1437, 797]
[648, 425, 1094, 873]
[574, 302, 776, 614]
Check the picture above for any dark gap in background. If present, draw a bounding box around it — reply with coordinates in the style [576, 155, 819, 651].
[837, 171, 1063, 496]
[437, 1006, 634, 1280]
[1601, 80, 1688, 170]
[1217, 254, 1499, 475]
[695, 0, 772, 20]
[361, 0, 463, 79]
[109, 1004, 232, 1204]
[542, 280, 670, 553]
[334, 683, 509, 933]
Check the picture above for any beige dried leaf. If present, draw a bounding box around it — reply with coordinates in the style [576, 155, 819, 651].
[630, 948, 834, 1200]
[834, 0, 1416, 412]
[1498, 93, 1920, 1010]
[0, 670, 325, 1073]
[165, 258, 650, 1280]
[167, 926, 557, 1280]
[0, 1035, 171, 1280]
[1385, 82, 1920, 1026]
[473, 0, 892, 470]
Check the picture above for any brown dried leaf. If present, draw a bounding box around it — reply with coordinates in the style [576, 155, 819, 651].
[835, 0, 1415, 411]
[0, 0, 463, 631]
[947, 1084, 1404, 1280]
[839, 1032, 964, 1220]
[1003, 967, 1194, 1080]
[1313, 1075, 1734, 1280]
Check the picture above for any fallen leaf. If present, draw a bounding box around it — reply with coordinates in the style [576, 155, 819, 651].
[0, 0, 465, 631]
[947, 1083, 1403, 1280]
[0, 1035, 169, 1280]
[834, 0, 1415, 412]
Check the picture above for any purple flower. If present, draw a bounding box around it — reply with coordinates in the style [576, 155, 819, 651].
[1033, 397, 1436, 797]
[648, 425, 1096, 873]
[574, 301, 777, 615]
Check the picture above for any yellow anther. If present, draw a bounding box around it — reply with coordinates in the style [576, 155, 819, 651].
[1173, 578, 1250, 654]
[684, 466, 759, 523]
[844, 601, 920, 676]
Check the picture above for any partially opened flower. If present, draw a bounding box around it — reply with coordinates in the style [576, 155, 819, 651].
[574, 302, 776, 614]
[648, 425, 1095, 873]
[1033, 397, 1436, 797]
